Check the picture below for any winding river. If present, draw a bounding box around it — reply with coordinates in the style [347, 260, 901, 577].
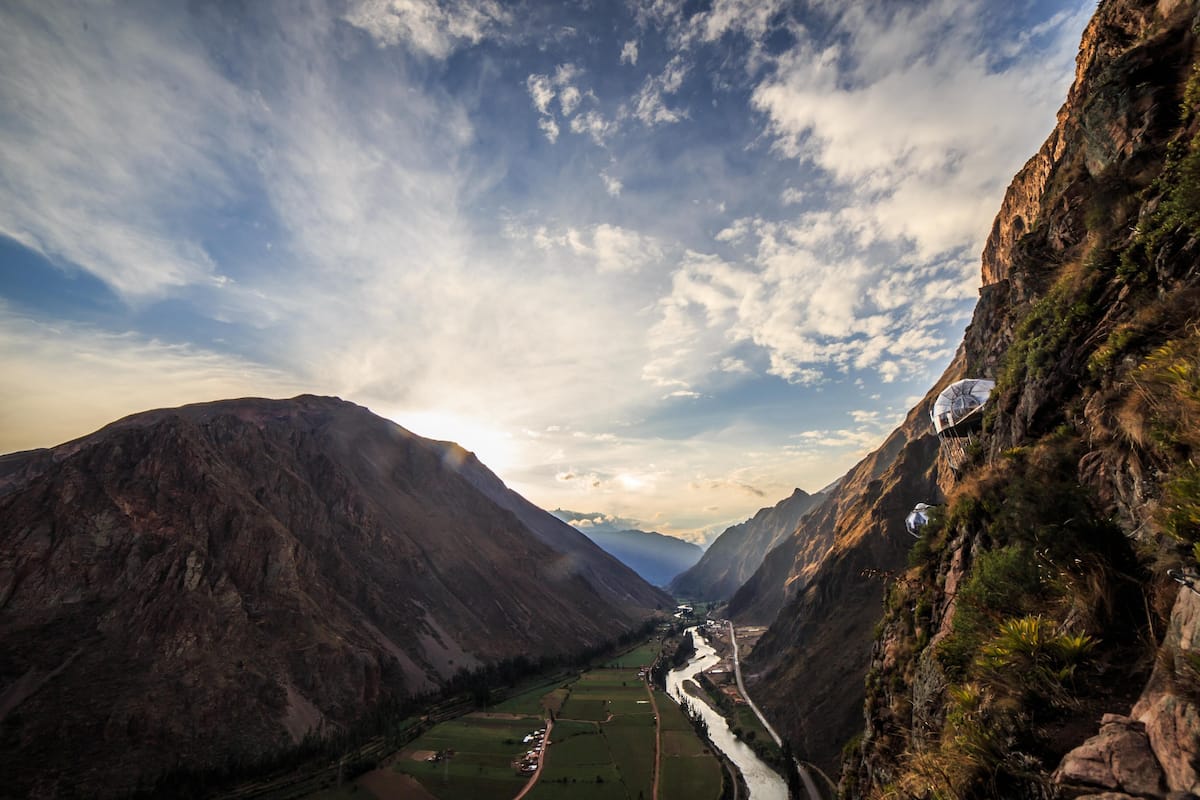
[665, 626, 789, 800]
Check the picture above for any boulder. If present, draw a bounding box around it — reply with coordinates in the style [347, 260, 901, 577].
[1054, 714, 1166, 797]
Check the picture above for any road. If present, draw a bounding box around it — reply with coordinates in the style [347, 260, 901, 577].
[727, 622, 822, 800]
[511, 718, 553, 800]
[645, 679, 662, 800]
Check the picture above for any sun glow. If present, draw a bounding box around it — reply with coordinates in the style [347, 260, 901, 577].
[381, 409, 521, 477]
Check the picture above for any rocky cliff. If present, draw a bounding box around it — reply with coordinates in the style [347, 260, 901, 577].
[736, 386, 945, 774]
[669, 488, 823, 605]
[0, 395, 670, 798]
[739, 0, 1200, 794]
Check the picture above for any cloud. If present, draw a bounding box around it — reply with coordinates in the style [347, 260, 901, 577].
[527, 63, 601, 143]
[526, 73, 555, 114]
[646, 212, 972, 387]
[569, 109, 617, 145]
[0, 4, 245, 300]
[719, 357, 751, 374]
[559, 85, 582, 116]
[531, 223, 663, 274]
[344, 0, 510, 58]
[780, 187, 805, 205]
[620, 40, 639, 65]
[632, 55, 689, 126]
[750, 0, 1088, 259]
[537, 116, 560, 142]
[601, 172, 623, 196]
[0, 308, 302, 453]
[689, 0, 785, 43]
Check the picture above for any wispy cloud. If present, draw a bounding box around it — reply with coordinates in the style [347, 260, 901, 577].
[0, 4, 245, 299]
[0, 0, 1093, 536]
[344, 0, 511, 58]
[751, 0, 1088, 258]
[620, 40, 639, 65]
[0, 308, 301, 452]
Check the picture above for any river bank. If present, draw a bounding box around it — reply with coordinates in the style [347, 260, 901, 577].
[665, 626, 789, 800]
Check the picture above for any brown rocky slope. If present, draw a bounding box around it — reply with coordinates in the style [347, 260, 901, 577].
[0, 395, 670, 798]
[737, 0, 1200, 793]
[669, 488, 823, 605]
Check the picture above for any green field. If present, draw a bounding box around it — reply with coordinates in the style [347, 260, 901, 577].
[602, 642, 661, 669]
[330, 639, 719, 800]
[391, 714, 542, 800]
[653, 691, 693, 732]
[734, 706, 773, 742]
[661, 749, 723, 800]
[654, 690, 723, 800]
[602, 716, 654, 799]
[490, 680, 564, 716]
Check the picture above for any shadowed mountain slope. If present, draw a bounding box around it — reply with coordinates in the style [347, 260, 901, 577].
[0, 395, 670, 798]
[669, 488, 824, 605]
[574, 527, 702, 588]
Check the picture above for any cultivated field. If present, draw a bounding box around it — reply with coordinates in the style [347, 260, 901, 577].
[655, 690, 723, 800]
[528, 666, 657, 800]
[390, 714, 542, 800]
[303, 638, 719, 800]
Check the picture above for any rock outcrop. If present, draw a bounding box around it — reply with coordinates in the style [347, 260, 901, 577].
[0, 395, 670, 798]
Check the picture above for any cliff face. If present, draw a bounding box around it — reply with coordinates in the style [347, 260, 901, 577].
[843, 0, 1200, 796]
[0, 396, 670, 798]
[737, 390, 944, 774]
[669, 488, 823, 605]
[735, 0, 1200, 793]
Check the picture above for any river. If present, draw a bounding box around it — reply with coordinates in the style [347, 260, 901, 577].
[665, 626, 789, 800]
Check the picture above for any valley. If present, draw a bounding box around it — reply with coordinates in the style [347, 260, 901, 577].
[5, 1, 1200, 798]
[272, 626, 753, 800]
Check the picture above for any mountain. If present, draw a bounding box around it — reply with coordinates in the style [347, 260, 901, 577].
[668, 488, 824, 605]
[733, 384, 944, 771]
[581, 530, 700, 587]
[736, 0, 1200, 793]
[550, 511, 702, 587]
[0, 396, 671, 798]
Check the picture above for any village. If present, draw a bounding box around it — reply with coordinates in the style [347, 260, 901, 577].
[511, 725, 547, 774]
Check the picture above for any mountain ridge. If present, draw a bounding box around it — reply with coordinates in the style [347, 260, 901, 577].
[670, 487, 824, 607]
[548, 515, 703, 587]
[0, 395, 670, 798]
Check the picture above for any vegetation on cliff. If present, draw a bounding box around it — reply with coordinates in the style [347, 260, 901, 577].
[843, 1, 1200, 796]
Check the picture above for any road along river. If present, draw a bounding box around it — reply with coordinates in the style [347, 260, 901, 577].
[665, 626, 789, 800]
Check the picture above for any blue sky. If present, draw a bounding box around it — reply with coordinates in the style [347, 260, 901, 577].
[0, 0, 1091, 542]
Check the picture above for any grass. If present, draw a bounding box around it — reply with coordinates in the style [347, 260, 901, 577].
[526, 721, 625, 800]
[377, 639, 715, 800]
[660, 746, 722, 800]
[603, 643, 661, 669]
[559, 697, 609, 722]
[652, 691, 693, 732]
[490, 680, 563, 716]
[391, 715, 540, 800]
[602, 717, 655, 799]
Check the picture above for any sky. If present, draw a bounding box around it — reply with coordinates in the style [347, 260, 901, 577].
[0, 0, 1093, 543]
